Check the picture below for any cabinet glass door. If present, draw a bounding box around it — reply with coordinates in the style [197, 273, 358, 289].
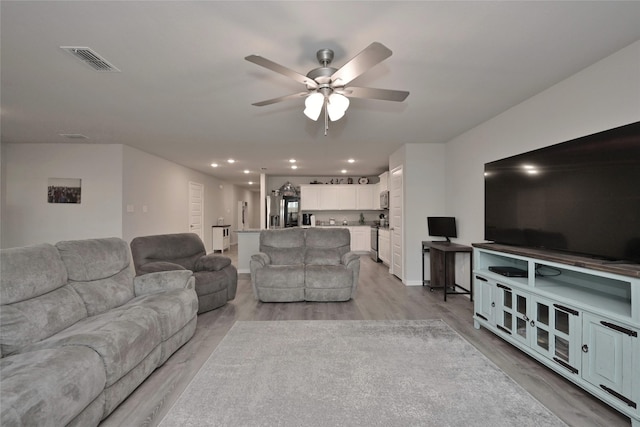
[532, 297, 580, 374]
[496, 284, 531, 345]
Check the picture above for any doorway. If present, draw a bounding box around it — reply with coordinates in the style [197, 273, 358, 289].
[188, 181, 204, 242]
[390, 166, 403, 280]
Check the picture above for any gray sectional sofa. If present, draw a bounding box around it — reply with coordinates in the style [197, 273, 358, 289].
[250, 227, 360, 302]
[0, 237, 198, 426]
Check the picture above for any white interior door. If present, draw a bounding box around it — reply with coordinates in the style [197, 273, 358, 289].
[390, 166, 403, 280]
[188, 181, 204, 242]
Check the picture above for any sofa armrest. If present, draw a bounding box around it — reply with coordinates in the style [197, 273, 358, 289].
[342, 252, 360, 267]
[250, 252, 271, 267]
[195, 254, 232, 271]
[138, 261, 186, 274]
[134, 270, 195, 296]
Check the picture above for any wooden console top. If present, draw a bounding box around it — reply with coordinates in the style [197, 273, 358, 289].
[472, 243, 640, 279]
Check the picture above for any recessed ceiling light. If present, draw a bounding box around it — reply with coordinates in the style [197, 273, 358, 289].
[341, 169, 348, 174]
[248, 181, 254, 185]
[227, 159, 235, 164]
[291, 165, 298, 170]
[289, 159, 296, 163]
[243, 170, 250, 174]
[211, 163, 219, 168]
[347, 159, 355, 163]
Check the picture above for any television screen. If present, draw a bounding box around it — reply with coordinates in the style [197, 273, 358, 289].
[428, 217, 457, 242]
[484, 121, 640, 263]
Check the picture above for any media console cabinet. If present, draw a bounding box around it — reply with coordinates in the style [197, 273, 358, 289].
[472, 243, 640, 427]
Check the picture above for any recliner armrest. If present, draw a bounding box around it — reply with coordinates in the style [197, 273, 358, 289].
[342, 252, 360, 267]
[250, 252, 271, 267]
[134, 270, 195, 296]
[195, 254, 232, 271]
[138, 261, 185, 274]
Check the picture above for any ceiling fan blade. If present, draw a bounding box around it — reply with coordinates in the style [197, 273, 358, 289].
[245, 55, 318, 89]
[330, 42, 392, 86]
[337, 86, 409, 102]
[251, 91, 309, 107]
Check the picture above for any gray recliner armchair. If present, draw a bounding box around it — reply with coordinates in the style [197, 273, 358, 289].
[250, 227, 360, 302]
[130, 233, 237, 313]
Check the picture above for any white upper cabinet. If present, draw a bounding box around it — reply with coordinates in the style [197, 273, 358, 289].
[356, 185, 375, 209]
[300, 184, 377, 211]
[378, 171, 389, 192]
[337, 186, 357, 209]
[300, 185, 321, 210]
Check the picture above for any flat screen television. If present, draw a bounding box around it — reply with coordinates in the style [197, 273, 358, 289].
[428, 217, 457, 242]
[484, 121, 640, 264]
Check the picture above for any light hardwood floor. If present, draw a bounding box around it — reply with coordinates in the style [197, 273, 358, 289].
[101, 245, 630, 427]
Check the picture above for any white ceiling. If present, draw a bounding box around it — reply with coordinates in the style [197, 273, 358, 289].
[2, 1, 640, 190]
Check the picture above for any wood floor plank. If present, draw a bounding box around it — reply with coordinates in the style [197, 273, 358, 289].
[100, 246, 630, 427]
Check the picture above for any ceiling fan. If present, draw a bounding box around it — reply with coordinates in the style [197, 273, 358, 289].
[245, 42, 409, 135]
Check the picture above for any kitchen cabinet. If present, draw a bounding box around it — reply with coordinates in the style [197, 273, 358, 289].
[300, 185, 377, 211]
[349, 226, 371, 252]
[337, 186, 357, 209]
[315, 226, 370, 253]
[378, 171, 389, 193]
[319, 186, 339, 210]
[211, 225, 230, 253]
[300, 186, 321, 210]
[356, 185, 375, 209]
[473, 244, 639, 424]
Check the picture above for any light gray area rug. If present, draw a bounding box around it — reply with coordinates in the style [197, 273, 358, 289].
[160, 320, 566, 427]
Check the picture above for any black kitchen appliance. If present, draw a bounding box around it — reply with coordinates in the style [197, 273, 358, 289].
[302, 213, 312, 226]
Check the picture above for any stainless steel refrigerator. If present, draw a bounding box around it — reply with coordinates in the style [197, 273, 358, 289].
[266, 195, 299, 228]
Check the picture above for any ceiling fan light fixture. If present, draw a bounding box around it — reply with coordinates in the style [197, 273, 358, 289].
[304, 92, 324, 121]
[327, 93, 349, 121]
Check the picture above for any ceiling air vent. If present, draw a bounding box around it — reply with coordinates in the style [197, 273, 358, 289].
[60, 46, 120, 72]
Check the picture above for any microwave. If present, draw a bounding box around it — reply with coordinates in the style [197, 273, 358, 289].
[380, 191, 389, 209]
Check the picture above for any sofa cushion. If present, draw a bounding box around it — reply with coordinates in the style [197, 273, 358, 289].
[130, 233, 205, 272]
[127, 288, 198, 341]
[0, 244, 88, 357]
[57, 238, 136, 316]
[305, 227, 350, 251]
[305, 265, 354, 289]
[255, 265, 305, 289]
[0, 346, 106, 427]
[0, 286, 88, 357]
[260, 228, 306, 265]
[305, 248, 342, 265]
[266, 247, 306, 265]
[195, 254, 231, 271]
[23, 305, 163, 387]
[0, 243, 68, 304]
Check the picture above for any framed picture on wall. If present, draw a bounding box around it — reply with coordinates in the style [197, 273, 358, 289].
[48, 178, 81, 204]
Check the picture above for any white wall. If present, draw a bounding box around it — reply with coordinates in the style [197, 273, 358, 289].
[1, 143, 123, 248]
[390, 143, 446, 286]
[123, 145, 221, 250]
[446, 40, 640, 247]
[122, 145, 250, 251]
[0, 143, 251, 251]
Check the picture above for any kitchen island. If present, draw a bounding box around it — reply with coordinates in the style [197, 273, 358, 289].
[235, 229, 262, 274]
